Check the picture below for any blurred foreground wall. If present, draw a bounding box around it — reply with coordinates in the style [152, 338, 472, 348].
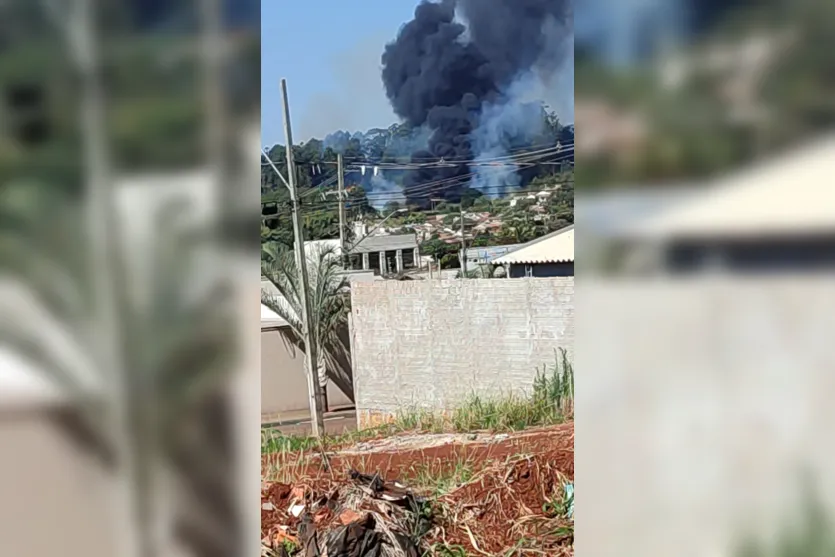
[577, 276, 835, 557]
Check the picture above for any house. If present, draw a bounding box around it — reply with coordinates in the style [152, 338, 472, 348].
[260, 282, 353, 421]
[260, 302, 352, 421]
[575, 184, 700, 272]
[493, 225, 575, 277]
[347, 232, 420, 275]
[622, 136, 835, 274]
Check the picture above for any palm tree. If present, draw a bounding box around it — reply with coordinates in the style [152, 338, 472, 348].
[0, 179, 237, 557]
[260, 244, 353, 409]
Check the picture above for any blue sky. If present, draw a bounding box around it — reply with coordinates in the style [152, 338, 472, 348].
[261, 0, 419, 146]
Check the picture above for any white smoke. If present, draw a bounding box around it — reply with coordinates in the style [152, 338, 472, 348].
[468, 12, 574, 197]
[369, 173, 405, 210]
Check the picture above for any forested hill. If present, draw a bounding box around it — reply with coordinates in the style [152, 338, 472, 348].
[261, 107, 574, 211]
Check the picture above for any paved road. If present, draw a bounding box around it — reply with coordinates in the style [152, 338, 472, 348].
[262, 407, 357, 436]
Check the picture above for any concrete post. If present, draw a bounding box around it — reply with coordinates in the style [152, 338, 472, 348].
[395, 249, 403, 273]
[379, 251, 387, 274]
[413, 247, 420, 269]
[362, 252, 369, 270]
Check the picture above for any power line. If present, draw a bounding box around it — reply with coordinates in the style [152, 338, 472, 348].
[293, 182, 574, 218]
[262, 142, 574, 170]
[263, 149, 573, 209]
[265, 164, 574, 218]
[343, 144, 573, 170]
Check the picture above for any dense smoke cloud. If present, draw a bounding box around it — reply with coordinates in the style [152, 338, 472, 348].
[381, 0, 572, 206]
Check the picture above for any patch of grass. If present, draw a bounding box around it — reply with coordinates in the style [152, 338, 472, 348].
[261, 429, 321, 454]
[734, 479, 835, 557]
[424, 543, 471, 557]
[281, 539, 299, 555]
[543, 480, 574, 519]
[261, 423, 397, 456]
[393, 407, 448, 433]
[394, 349, 574, 434]
[408, 456, 476, 497]
[532, 347, 574, 419]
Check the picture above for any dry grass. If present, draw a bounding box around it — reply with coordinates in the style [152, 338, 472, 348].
[393, 349, 574, 434]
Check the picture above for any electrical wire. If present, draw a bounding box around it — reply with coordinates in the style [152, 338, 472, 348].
[263, 148, 573, 209]
[263, 142, 574, 170]
[264, 160, 573, 217]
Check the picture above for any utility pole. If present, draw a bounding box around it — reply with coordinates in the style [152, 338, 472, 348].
[459, 204, 468, 278]
[280, 79, 325, 437]
[337, 153, 347, 269]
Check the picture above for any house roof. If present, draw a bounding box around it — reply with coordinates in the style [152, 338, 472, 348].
[576, 184, 700, 238]
[0, 349, 75, 409]
[493, 225, 574, 265]
[261, 280, 290, 329]
[349, 233, 418, 254]
[629, 135, 835, 238]
[0, 280, 102, 408]
[261, 303, 289, 330]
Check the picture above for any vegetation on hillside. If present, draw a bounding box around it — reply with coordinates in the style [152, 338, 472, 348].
[261, 108, 574, 255]
[576, 0, 835, 188]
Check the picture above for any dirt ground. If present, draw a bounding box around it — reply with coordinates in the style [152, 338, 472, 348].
[262, 422, 574, 555]
[263, 424, 573, 476]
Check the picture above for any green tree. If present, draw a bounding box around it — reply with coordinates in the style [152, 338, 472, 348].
[499, 218, 539, 244]
[460, 187, 483, 209]
[440, 252, 461, 269]
[0, 181, 235, 557]
[420, 237, 458, 265]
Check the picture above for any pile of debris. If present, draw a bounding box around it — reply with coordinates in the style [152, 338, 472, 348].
[262, 470, 430, 557]
[262, 459, 573, 556]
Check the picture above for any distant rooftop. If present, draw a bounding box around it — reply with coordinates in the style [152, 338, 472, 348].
[350, 233, 418, 254]
[494, 225, 574, 265]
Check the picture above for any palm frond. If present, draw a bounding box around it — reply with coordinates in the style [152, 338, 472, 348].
[0, 279, 100, 396]
[260, 244, 352, 390]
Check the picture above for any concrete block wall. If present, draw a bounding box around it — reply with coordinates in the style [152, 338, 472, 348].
[350, 278, 574, 424]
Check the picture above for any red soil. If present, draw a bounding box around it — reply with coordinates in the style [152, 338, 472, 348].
[262, 423, 573, 482]
[261, 422, 574, 555]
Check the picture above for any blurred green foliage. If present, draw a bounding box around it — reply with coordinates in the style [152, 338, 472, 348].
[577, 0, 835, 188]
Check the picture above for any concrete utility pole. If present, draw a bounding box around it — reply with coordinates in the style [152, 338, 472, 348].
[460, 204, 468, 277]
[337, 153, 347, 269]
[280, 79, 325, 437]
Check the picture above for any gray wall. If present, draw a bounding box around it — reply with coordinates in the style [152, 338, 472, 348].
[260, 328, 352, 422]
[579, 277, 835, 557]
[350, 278, 574, 425]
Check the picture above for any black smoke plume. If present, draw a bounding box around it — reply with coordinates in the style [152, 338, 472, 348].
[381, 0, 572, 207]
